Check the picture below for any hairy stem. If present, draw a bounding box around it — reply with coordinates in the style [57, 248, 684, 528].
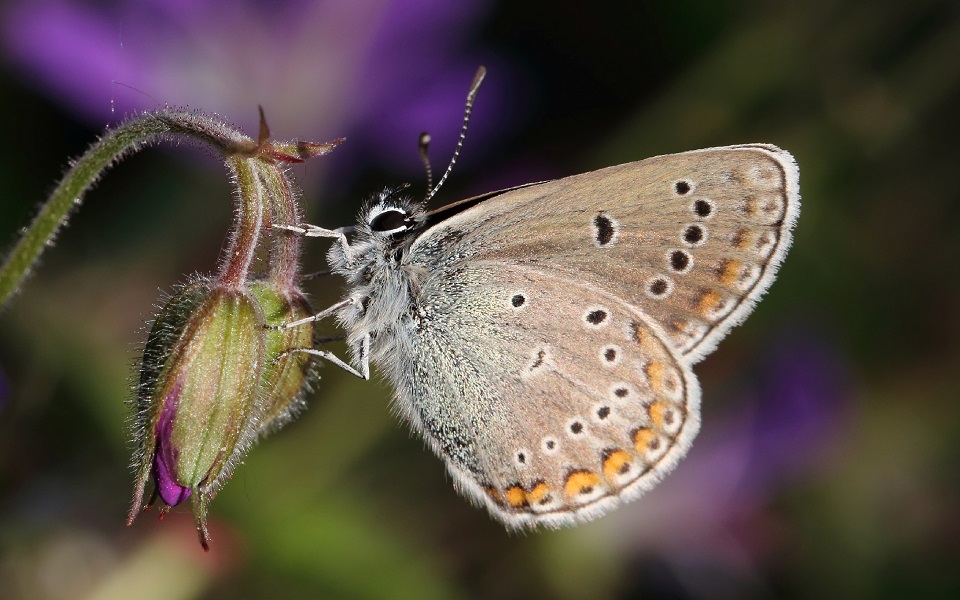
[258, 163, 302, 290]
[221, 157, 264, 289]
[0, 109, 256, 307]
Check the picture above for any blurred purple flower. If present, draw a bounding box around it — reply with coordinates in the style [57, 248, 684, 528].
[2, 0, 510, 180]
[606, 325, 851, 593]
[743, 329, 850, 487]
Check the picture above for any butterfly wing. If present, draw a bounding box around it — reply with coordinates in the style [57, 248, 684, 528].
[391, 261, 699, 527]
[411, 144, 800, 363]
[388, 144, 798, 526]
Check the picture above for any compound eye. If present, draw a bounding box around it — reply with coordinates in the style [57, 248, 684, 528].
[369, 209, 409, 233]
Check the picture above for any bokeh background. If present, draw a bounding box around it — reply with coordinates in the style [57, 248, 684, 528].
[1, 0, 958, 598]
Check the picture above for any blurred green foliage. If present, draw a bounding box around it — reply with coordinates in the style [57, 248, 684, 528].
[1, 1, 958, 598]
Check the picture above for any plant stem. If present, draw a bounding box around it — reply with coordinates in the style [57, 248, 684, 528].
[0, 109, 255, 307]
[221, 157, 264, 289]
[258, 163, 302, 291]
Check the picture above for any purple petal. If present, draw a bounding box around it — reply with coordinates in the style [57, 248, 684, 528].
[152, 382, 191, 506]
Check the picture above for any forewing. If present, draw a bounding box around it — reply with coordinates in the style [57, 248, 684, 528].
[410, 144, 800, 362]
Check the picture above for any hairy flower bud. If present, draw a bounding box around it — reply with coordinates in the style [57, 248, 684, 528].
[129, 279, 266, 549]
[249, 281, 315, 435]
[0, 103, 342, 549]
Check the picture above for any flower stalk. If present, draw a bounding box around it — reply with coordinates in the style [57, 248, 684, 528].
[0, 110, 254, 306]
[1, 106, 342, 549]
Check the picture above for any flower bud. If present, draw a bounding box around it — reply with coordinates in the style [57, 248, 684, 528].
[248, 281, 315, 434]
[129, 279, 266, 549]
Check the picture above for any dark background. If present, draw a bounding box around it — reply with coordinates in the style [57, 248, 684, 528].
[1, 1, 958, 598]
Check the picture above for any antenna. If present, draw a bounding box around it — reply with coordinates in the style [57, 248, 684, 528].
[418, 132, 434, 195]
[424, 65, 486, 203]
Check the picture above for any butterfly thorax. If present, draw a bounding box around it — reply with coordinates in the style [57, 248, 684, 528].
[327, 191, 430, 368]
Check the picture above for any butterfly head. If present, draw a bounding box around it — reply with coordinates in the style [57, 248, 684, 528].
[329, 187, 430, 278]
[358, 187, 428, 240]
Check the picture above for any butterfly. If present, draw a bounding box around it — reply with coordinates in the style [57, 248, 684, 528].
[283, 71, 800, 529]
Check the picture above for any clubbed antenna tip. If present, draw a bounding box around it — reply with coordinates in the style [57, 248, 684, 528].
[424, 65, 487, 203]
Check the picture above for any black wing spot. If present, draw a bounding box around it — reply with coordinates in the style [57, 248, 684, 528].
[694, 199, 713, 217]
[649, 278, 669, 297]
[586, 309, 608, 325]
[675, 180, 692, 195]
[670, 250, 690, 272]
[684, 225, 704, 244]
[511, 294, 526, 308]
[592, 213, 618, 247]
[530, 349, 547, 369]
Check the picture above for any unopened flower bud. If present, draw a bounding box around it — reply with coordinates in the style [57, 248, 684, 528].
[129, 279, 266, 549]
[248, 281, 315, 434]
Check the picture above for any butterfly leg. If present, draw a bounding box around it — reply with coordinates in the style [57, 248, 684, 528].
[272, 223, 354, 262]
[272, 298, 370, 380]
[286, 347, 368, 379]
[275, 298, 353, 330]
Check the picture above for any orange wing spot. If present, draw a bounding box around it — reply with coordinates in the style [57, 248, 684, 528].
[526, 481, 552, 505]
[483, 485, 503, 506]
[602, 449, 632, 479]
[649, 400, 672, 430]
[696, 290, 722, 315]
[633, 428, 657, 452]
[505, 485, 528, 508]
[732, 228, 751, 250]
[645, 361, 665, 391]
[564, 470, 601, 497]
[720, 260, 742, 286]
